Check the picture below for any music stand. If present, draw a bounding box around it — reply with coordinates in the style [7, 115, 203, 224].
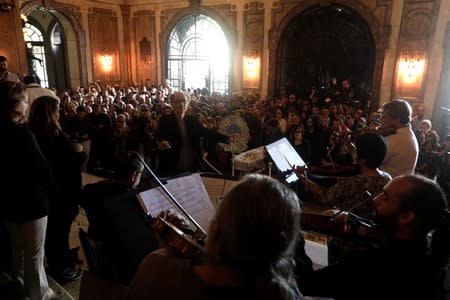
[265, 137, 307, 184]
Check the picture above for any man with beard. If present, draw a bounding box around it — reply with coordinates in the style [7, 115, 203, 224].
[0, 56, 20, 82]
[296, 174, 450, 300]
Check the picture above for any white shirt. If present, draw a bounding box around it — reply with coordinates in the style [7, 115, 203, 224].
[380, 125, 419, 178]
[1, 71, 20, 82]
[25, 83, 60, 120]
[26, 83, 59, 104]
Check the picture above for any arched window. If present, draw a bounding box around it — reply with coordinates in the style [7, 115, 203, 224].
[24, 22, 49, 88]
[167, 14, 229, 94]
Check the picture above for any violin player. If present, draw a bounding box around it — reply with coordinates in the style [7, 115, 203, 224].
[295, 132, 392, 263]
[126, 174, 304, 300]
[296, 174, 450, 300]
[80, 156, 156, 282]
[296, 132, 391, 218]
[378, 99, 419, 178]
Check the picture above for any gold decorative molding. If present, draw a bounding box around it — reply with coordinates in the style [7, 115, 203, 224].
[392, 0, 440, 102]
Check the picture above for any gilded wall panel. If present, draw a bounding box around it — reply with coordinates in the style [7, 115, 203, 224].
[393, 0, 440, 102]
[133, 10, 156, 85]
[0, 8, 27, 75]
[88, 8, 120, 83]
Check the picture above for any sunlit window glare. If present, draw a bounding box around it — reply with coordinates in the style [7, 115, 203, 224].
[23, 22, 49, 88]
[168, 14, 229, 94]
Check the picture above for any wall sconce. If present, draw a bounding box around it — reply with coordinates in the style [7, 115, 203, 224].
[143, 56, 152, 64]
[99, 51, 113, 73]
[397, 54, 425, 86]
[242, 50, 260, 89]
[0, 0, 14, 12]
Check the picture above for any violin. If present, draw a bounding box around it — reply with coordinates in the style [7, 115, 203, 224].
[377, 126, 397, 137]
[351, 126, 397, 139]
[134, 151, 208, 260]
[300, 212, 385, 242]
[147, 212, 206, 259]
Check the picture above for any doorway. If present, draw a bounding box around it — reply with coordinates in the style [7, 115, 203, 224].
[23, 8, 80, 92]
[275, 4, 375, 99]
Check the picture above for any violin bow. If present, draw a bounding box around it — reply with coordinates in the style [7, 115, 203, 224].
[330, 191, 373, 223]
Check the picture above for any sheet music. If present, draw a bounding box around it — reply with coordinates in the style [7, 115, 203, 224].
[137, 173, 216, 232]
[223, 179, 240, 197]
[200, 176, 226, 208]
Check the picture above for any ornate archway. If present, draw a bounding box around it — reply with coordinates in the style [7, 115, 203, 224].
[269, 0, 391, 111]
[21, 0, 88, 88]
[167, 14, 229, 93]
[160, 5, 237, 92]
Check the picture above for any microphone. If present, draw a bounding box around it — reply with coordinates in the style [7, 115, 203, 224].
[330, 191, 375, 227]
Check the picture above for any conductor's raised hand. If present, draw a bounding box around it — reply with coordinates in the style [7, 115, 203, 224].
[158, 140, 171, 151]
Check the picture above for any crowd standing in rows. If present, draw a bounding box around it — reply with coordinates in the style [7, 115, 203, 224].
[1, 63, 449, 299]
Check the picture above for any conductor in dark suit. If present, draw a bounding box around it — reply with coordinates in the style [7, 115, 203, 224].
[156, 91, 229, 177]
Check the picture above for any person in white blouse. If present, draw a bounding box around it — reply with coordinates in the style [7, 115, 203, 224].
[379, 99, 419, 178]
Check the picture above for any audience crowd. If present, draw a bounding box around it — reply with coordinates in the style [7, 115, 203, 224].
[1, 68, 449, 299]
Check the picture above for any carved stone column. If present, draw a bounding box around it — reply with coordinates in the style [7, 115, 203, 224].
[242, 1, 264, 93]
[432, 21, 450, 138]
[121, 4, 132, 85]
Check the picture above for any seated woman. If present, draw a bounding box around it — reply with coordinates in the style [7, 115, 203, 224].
[298, 133, 392, 218]
[296, 133, 392, 263]
[125, 174, 303, 300]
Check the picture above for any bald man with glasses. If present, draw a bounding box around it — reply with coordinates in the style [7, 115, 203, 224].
[156, 91, 230, 177]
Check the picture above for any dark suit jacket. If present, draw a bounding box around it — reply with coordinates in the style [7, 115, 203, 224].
[156, 114, 228, 177]
[2, 121, 53, 222]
